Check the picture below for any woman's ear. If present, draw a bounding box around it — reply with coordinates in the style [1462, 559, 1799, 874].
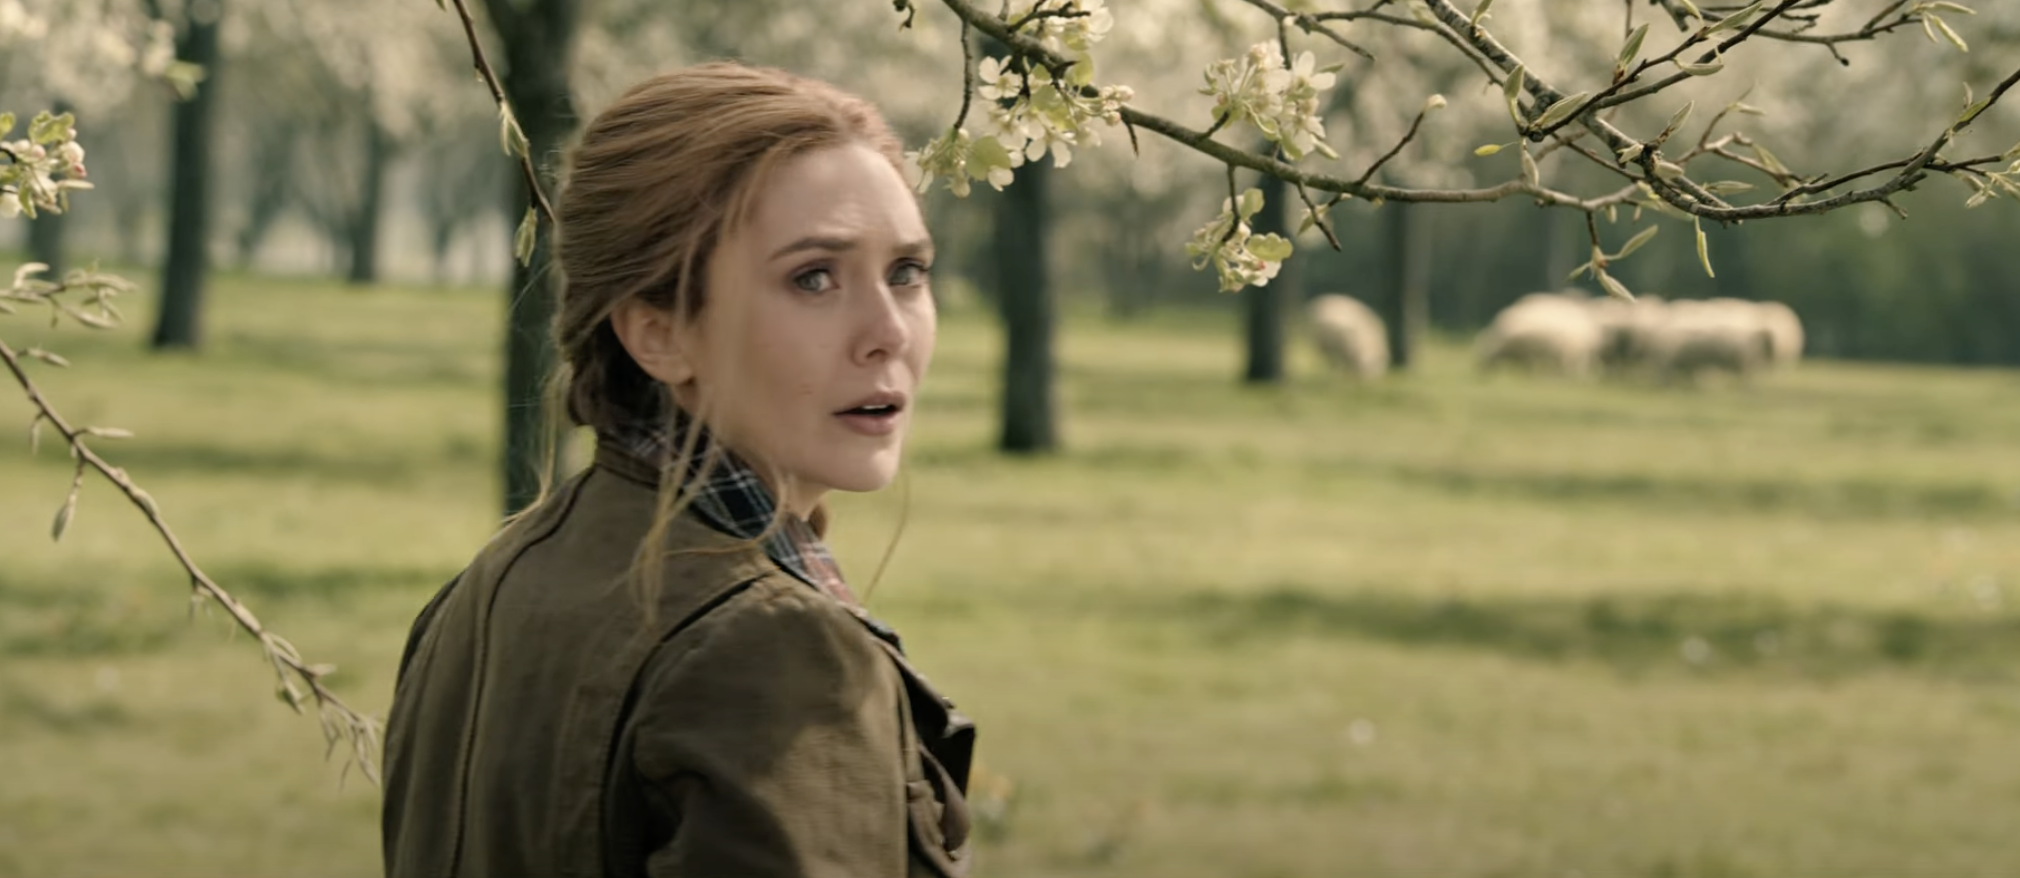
[609, 299, 696, 387]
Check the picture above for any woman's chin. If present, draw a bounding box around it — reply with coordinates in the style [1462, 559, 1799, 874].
[814, 455, 903, 495]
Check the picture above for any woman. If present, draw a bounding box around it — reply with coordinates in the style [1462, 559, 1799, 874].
[381, 62, 974, 878]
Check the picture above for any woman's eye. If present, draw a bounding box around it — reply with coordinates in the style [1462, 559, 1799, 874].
[888, 261, 931, 288]
[791, 268, 836, 294]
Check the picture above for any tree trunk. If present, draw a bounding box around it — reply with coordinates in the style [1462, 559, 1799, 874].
[490, 0, 580, 515]
[1378, 201, 1432, 369]
[994, 158, 1057, 453]
[431, 216, 457, 285]
[235, 120, 294, 270]
[1242, 170, 1297, 384]
[150, 1, 223, 350]
[346, 114, 393, 286]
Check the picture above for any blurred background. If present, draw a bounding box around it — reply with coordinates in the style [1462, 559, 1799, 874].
[3, 0, 2020, 876]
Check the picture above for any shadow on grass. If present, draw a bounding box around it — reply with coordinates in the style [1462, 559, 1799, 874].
[0, 562, 456, 658]
[0, 686, 132, 734]
[1387, 463, 2020, 520]
[1159, 585, 2020, 679]
[209, 332, 490, 389]
[13, 434, 491, 486]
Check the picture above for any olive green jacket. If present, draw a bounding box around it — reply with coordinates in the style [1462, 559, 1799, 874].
[382, 444, 974, 878]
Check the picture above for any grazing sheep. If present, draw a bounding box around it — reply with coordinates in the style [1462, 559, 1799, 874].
[1752, 300, 1805, 368]
[1307, 293, 1389, 380]
[1475, 291, 1605, 378]
[1586, 294, 1670, 377]
[1645, 298, 1777, 384]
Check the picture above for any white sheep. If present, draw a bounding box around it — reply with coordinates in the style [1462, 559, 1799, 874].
[1586, 294, 1671, 377]
[1475, 291, 1605, 378]
[1307, 293, 1390, 380]
[1752, 300, 1805, 369]
[1644, 298, 1777, 384]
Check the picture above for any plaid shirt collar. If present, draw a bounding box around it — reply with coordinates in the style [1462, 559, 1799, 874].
[603, 412, 861, 609]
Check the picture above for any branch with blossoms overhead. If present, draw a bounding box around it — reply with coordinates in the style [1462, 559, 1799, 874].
[894, 0, 2020, 298]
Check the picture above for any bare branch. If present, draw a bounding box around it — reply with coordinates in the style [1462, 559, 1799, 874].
[1231, 0, 1374, 60]
[442, 0, 556, 226]
[1354, 102, 1436, 187]
[952, 18, 976, 133]
[1292, 178, 1344, 251]
[0, 333, 382, 781]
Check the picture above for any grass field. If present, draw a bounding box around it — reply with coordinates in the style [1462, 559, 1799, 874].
[4, 268, 2020, 877]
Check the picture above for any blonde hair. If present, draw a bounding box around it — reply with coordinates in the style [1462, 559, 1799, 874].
[534, 62, 913, 606]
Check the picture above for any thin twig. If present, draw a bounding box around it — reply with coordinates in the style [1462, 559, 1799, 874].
[1354, 103, 1435, 187]
[953, 18, 976, 133]
[1530, 0, 1809, 141]
[443, 0, 556, 225]
[1220, 162, 1241, 245]
[1293, 178, 1344, 250]
[1231, 0, 1375, 60]
[0, 336, 382, 782]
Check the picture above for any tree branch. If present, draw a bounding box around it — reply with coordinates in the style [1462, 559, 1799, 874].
[446, 0, 555, 226]
[1354, 101, 1435, 187]
[1231, 0, 1374, 60]
[0, 331, 381, 783]
[928, 0, 2016, 222]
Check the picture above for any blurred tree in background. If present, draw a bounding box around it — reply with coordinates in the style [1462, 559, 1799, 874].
[6, 0, 2019, 507]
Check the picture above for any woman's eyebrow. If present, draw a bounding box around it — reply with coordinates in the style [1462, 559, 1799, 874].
[770, 235, 856, 261]
[769, 235, 935, 261]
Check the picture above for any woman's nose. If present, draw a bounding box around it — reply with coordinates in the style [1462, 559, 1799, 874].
[853, 282, 911, 364]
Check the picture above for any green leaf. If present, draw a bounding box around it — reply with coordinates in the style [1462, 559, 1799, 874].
[1533, 91, 1592, 131]
[1596, 270, 1634, 301]
[1470, 0, 1495, 28]
[499, 105, 529, 158]
[1658, 100, 1695, 142]
[513, 206, 538, 267]
[51, 491, 76, 542]
[1694, 216, 1715, 278]
[1702, 180, 1756, 194]
[24, 347, 70, 368]
[1676, 56, 1725, 76]
[1956, 98, 1991, 127]
[969, 134, 1014, 173]
[1248, 234, 1294, 262]
[1519, 146, 1540, 187]
[1750, 142, 1791, 178]
[0, 112, 14, 136]
[1615, 224, 1660, 259]
[1239, 187, 1265, 220]
[1474, 143, 1505, 156]
[28, 111, 68, 145]
[1503, 65, 1526, 126]
[1617, 24, 1649, 72]
[1930, 14, 1968, 51]
[1676, 0, 1702, 19]
[1705, 1, 1763, 34]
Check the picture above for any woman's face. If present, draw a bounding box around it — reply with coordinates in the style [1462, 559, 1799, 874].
[677, 142, 936, 513]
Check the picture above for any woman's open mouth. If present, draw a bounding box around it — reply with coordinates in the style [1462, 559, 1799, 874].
[835, 393, 906, 436]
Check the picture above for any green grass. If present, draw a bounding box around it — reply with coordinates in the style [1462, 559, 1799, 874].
[4, 268, 2020, 877]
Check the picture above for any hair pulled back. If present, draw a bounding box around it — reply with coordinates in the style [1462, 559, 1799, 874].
[554, 61, 907, 438]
